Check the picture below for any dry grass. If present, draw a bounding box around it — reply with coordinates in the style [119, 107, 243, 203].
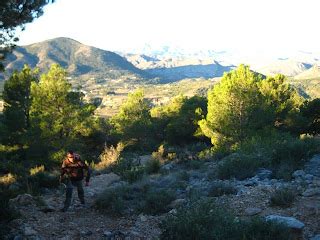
[0, 173, 17, 185]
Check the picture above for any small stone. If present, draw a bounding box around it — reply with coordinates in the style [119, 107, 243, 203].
[244, 207, 262, 216]
[305, 174, 314, 181]
[169, 209, 177, 214]
[103, 231, 112, 237]
[139, 214, 147, 222]
[24, 226, 38, 236]
[302, 188, 320, 197]
[292, 170, 305, 179]
[13, 235, 23, 240]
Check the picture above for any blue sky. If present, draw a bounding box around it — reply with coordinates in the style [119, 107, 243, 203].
[17, 0, 320, 57]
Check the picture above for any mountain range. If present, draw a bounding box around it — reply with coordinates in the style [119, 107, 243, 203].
[1, 37, 320, 87]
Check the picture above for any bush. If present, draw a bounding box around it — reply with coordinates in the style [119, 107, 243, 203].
[0, 187, 20, 239]
[270, 188, 296, 208]
[144, 189, 175, 215]
[26, 171, 59, 194]
[217, 153, 261, 180]
[176, 171, 190, 181]
[145, 158, 161, 174]
[271, 136, 319, 179]
[160, 199, 237, 240]
[160, 199, 292, 240]
[95, 142, 125, 171]
[121, 166, 145, 183]
[113, 155, 144, 183]
[95, 186, 128, 215]
[208, 182, 237, 197]
[241, 217, 292, 240]
[95, 181, 176, 216]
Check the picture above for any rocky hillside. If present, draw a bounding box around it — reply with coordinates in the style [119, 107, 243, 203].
[295, 65, 320, 80]
[123, 53, 233, 82]
[1, 37, 147, 81]
[256, 60, 312, 77]
[6, 154, 320, 240]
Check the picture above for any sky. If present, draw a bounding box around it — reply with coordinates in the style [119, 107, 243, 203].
[17, 0, 320, 58]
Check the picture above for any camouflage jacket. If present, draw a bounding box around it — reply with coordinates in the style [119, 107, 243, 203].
[60, 154, 91, 182]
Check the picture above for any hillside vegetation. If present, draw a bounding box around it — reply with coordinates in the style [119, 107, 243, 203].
[1, 64, 320, 239]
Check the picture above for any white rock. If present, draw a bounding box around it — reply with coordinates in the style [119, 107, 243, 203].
[266, 215, 305, 230]
[244, 207, 262, 216]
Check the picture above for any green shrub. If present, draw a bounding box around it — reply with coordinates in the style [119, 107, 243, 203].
[217, 153, 261, 180]
[145, 158, 161, 174]
[0, 187, 20, 238]
[160, 199, 292, 240]
[122, 166, 145, 183]
[143, 189, 175, 215]
[113, 156, 145, 183]
[95, 186, 128, 215]
[270, 188, 296, 208]
[271, 136, 319, 179]
[240, 217, 292, 240]
[208, 182, 237, 197]
[160, 199, 238, 240]
[184, 159, 203, 169]
[176, 171, 190, 181]
[95, 181, 176, 216]
[25, 171, 59, 195]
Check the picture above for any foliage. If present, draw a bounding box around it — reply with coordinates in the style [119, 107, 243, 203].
[145, 158, 161, 174]
[151, 95, 207, 145]
[160, 199, 292, 240]
[270, 135, 319, 180]
[300, 98, 320, 135]
[95, 185, 128, 215]
[217, 153, 262, 180]
[0, 187, 20, 239]
[29, 64, 96, 162]
[110, 89, 153, 149]
[270, 188, 296, 208]
[29, 165, 45, 176]
[111, 154, 145, 183]
[95, 180, 176, 216]
[95, 142, 125, 171]
[121, 165, 145, 183]
[199, 65, 266, 149]
[0, 173, 16, 185]
[208, 181, 237, 197]
[0, 0, 53, 70]
[2, 65, 38, 144]
[199, 66, 303, 151]
[160, 199, 236, 240]
[144, 189, 175, 214]
[259, 74, 304, 134]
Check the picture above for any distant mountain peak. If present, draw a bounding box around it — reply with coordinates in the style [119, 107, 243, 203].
[2, 37, 147, 80]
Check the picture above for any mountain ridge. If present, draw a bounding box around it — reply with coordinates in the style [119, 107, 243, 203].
[1, 37, 148, 81]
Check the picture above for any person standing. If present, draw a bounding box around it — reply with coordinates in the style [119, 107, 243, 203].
[60, 150, 91, 212]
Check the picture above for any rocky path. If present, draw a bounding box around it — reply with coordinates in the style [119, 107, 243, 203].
[8, 173, 161, 240]
[6, 154, 320, 240]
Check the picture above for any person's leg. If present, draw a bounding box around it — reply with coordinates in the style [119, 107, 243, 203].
[62, 179, 73, 211]
[75, 180, 85, 204]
